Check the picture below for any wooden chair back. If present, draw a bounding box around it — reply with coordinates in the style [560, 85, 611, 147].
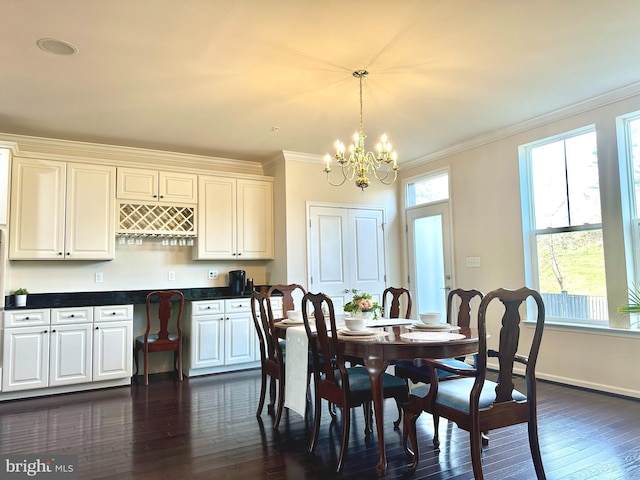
[144, 290, 184, 348]
[268, 283, 307, 317]
[447, 288, 483, 327]
[251, 291, 282, 369]
[382, 287, 412, 319]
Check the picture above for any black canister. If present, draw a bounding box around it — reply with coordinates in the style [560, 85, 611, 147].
[229, 270, 246, 296]
[246, 278, 254, 294]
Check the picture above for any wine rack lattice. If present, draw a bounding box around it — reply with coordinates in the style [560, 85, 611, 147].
[118, 203, 196, 236]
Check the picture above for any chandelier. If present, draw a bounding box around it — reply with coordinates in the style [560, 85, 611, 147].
[324, 70, 398, 190]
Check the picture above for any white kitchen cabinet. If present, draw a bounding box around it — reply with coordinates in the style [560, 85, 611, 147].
[1, 305, 132, 396]
[49, 323, 93, 387]
[183, 300, 225, 376]
[93, 305, 133, 382]
[2, 325, 50, 392]
[49, 306, 94, 387]
[224, 298, 254, 365]
[194, 175, 274, 260]
[9, 158, 116, 260]
[116, 167, 197, 204]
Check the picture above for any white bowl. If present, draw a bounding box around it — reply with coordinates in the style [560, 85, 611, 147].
[344, 316, 367, 331]
[419, 312, 441, 325]
[286, 310, 303, 322]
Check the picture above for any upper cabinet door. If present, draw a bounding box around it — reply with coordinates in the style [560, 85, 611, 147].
[116, 167, 157, 202]
[9, 158, 66, 259]
[65, 163, 116, 260]
[195, 175, 236, 260]
[236, 179, 274, 260]
[9, 158, 115, 260]
[117, 167, 196, 204]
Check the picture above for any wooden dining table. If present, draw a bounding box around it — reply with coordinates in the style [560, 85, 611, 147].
[275, 319, 481, 476]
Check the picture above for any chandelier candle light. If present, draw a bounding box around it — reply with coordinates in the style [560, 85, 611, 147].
[324, 70, 399, 191]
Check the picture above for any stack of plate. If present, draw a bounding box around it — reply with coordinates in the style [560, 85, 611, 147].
[410, 323, 460, 331]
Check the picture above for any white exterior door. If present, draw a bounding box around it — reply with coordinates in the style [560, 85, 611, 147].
[406, 202, 454, 320]
[308, 205, 386, 311]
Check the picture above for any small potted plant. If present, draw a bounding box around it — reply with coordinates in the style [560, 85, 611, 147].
[14, 288, 28, 307]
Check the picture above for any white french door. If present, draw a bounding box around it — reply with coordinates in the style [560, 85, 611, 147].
[406, 202, 454, 320]
[308, 205, 386, 311]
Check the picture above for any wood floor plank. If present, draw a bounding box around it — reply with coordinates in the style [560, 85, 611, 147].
[1, 370, 639, 479]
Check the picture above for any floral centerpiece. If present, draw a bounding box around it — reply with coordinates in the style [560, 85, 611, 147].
[344, 289, 382, 319]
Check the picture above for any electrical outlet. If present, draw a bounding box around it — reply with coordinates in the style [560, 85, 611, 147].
[208, 270, 218, 280]
[95, 272, 103, 283]
[168, 270, 175, 281]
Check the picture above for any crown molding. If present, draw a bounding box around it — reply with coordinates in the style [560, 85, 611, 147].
[402, 81, 640, 170]
[281, 150, 324, 164]
[0, 133, 264, 176]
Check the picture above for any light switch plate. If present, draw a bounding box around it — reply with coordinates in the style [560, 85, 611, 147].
[168, 270, 176, 281]
[466, 256, 481, 268]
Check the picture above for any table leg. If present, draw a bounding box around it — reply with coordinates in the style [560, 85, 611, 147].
[363, 353, 389, 476]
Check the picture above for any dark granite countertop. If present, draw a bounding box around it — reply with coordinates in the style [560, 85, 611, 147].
[3, 285, 276, 310]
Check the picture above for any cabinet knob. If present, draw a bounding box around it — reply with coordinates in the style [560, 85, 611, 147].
[66, 252, 70, 256]
[159, 195, 164, 199]
[70, 314, 75, 318]
[52, 329, 56, 333]
[58, 252, 63, 256]
[153, 195, 158, 198]
[25, 316, 30, 320]
[112, 312, 116, 315]
[206, 306, 211, 309]
[95, 326, 99, 330]
[43, 330, 48, 334]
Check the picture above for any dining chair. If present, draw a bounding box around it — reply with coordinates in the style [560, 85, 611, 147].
[302, 291, 409, 473]
[402, 287, 547, 480]
[134, 290, 184, 386]
[251, 291, 286, 428]
[382, 286, 412, 319]
[394, 288, 483, 384]
[393, 288, 483, 427]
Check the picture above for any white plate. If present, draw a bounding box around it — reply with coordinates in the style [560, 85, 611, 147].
[411, 323, 461, 331]
[281, 319, 304, 325]
[338, 328, 380, 336]
[400, 331, 466, 342]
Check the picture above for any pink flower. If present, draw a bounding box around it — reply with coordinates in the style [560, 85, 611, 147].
[356, 298, 372, 311]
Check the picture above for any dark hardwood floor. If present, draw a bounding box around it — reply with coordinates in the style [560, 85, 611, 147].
[0, 370, 639, 479]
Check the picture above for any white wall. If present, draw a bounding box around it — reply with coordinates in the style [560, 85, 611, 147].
[399, 93, 640, 398]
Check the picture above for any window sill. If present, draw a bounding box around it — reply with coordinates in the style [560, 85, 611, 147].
[524, 319, 640, 339]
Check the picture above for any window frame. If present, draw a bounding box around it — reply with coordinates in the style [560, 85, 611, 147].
[519, 124, 608, 327]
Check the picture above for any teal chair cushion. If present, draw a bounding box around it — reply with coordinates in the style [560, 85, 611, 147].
[411, 377, 527, 414]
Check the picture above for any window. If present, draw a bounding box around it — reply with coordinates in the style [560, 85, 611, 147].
[520, 127, 608, 325]
[406, 170, 449, 207]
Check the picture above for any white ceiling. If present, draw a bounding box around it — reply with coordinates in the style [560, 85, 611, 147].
[2, 1, 640, 165]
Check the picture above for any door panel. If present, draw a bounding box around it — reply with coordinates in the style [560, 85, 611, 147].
[309, 206, 385, 310]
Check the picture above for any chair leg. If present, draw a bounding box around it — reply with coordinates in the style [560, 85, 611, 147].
[393, 399, 402, 429]
[403, 408, 421, 471]
[309, 390, 322, 453]
[432, 413, 441, 448]
[267, 377, 276, 414]
[470, 424, 485, 480]
[256, 369, 267, 418]
[133, 344, 140, 379]
[177, 348, 183, 381]
[528, 420, 546, 479]
[336, 405, 351, 473]
[328, 402, 337, 421]
[143, 346, 149, 386]
[273, 376, 284, 429]
[362, 402, 372, 436]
